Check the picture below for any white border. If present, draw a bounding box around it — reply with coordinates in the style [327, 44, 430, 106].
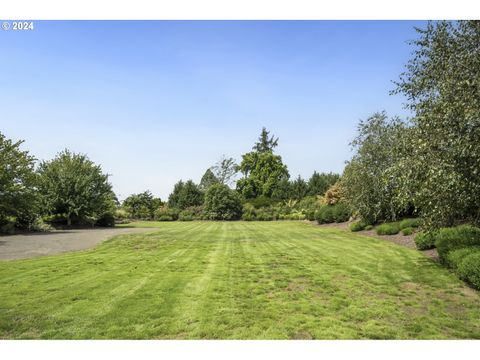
[0, 340, 478, 360]
[0, 0, 479, 20]
[1, 1, 479, 357]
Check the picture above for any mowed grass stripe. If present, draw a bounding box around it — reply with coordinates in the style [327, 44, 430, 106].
[0, 221, 479, 339]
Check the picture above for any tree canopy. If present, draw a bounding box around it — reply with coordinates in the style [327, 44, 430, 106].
[0, 132, 39, 227]
[212, 155, 237, 186]
[37, 150, 116, 226]
[203, 183, 243, 220]
[253, 127, 279, 153]
[168, 180, 204, 209]
[392, 20, 480, 227]
[123, 191, 162, 219]
[342, 112, 407, 224]
[199, 169, 219, 190]
[236, 151, 289, 199]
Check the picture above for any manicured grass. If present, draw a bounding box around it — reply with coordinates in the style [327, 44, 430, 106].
[0, 221, 479, 339]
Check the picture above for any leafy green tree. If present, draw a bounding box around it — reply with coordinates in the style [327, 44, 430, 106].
[342, 112, 407, 224]
[271, 178, 293, 201]
[237, 128, 289, 199]
[122, 191, 162, 219]
[38, 150, 116, 226]
[290, 175, 309, 200]
[168, 180, 203, 209]
[236, 151, 289, 199]
[307, 171, 340, 197]
[393, 20, 480, 227]
[0, 132, 40, 228]
[203, 183, 243, 220]
[199, 169, 219, 190]
[212, 155, 237, 186]
[253, 127, 279, 153]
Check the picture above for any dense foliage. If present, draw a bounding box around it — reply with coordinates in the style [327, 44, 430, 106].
[123, 191, 162, 219]
[168, 180, 204, 210]
[342, 112, 408, 224]
[418, 224, 480, 289]
[199, 169, 219, 190]
[435, 225, 480, 264]
[393, 21, 480, 228]
[375, 222, 401, 236]
[236, 151, 289, 199]
[414, 232, 437, 250]
[0, 132, 40, 231]
[203, 184, 243, 220]
[308, 172, 340, 197]
[38, 150, 116, 226]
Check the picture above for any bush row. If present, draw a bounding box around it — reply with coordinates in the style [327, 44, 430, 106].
[348, 217, 421, 234]
[315, 203, 351, 224]
[413, 225, 480, 289]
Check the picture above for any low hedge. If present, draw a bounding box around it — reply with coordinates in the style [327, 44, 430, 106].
[457, 251, 480, 289]
[350, 220, 367, 232]
[414, 232, 436, 250]
[399, 218, 422, 230]
[315, 203, 351, 224]
[445, 247, 480, 270]
[375, 222, 400, 235]
[435, 225, 480, 263]
[401, 227, 414, 236]
[315, 206, 335, 224]
[154, 206, 179, 221]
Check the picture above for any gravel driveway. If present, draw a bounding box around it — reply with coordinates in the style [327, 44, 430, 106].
[0, 227, 157, 260]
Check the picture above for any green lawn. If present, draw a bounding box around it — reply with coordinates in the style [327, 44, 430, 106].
[1, 221, 479, 339]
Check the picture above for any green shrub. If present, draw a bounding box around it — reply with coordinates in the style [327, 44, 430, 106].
[204, 184, 242, 220]
[96, 213, 115, 227]
[0, 218, 16, 234]
[255, 208, 275, 221]
[43, 213, 68, 225]
[114, 209, 129, 220]
[315, 206, 335, 224]
[435, 225, 480, 263]
[332, 203, 351, 223]
[304, 208, 317, 221]
[157, 215, 174, 221]
[283, 212, 306, 220]
[350, 220, 367, 232]
[154, 206, 179, 221]
[446, 247, 480, 270]
[241, 212, 255, 221]
[297, 196, 320, 221]
[29, 218, 54, 232]
[399, 218, 422, 229]
[178, 213, 194, 221]
[178, 206, 204, 221]
[401, 227, 414, 236]
[247, 196, 275, 209]
[375, 222, 400, 235]
[242, 203, 256, 221]
[414, 232, 437, 250]
[364, 225, 373, 231]
[457, 251, 480, 289]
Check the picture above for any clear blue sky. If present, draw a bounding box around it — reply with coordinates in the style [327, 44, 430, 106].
[0, 21, 425, 200]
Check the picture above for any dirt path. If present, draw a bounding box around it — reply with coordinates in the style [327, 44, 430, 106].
[0, 227, 157, 260]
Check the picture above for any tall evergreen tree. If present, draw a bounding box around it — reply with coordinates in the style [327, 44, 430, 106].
[199, 169, 219, 190]
[253, 127, 279, 153]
